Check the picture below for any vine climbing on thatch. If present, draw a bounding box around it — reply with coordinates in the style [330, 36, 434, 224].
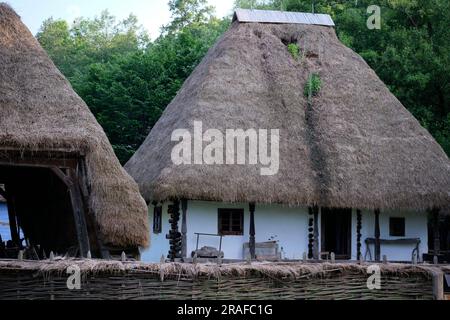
[304, 73, 322, 106]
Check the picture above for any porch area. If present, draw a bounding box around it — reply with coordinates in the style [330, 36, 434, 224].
[142, 200, 444, 264]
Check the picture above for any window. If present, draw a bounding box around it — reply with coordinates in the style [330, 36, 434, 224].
[389, 217, 405, 237]
[218, 209, 244, 235]
[153, 205, 162, 234]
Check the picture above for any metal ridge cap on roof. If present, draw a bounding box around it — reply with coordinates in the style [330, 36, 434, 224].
[233, 8, 335, 27]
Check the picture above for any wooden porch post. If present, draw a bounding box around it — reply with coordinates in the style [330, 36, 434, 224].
[51, 167, 90, 258]
[166, 200, 181, 261]
[67, 168, 91, 258]
[313, 206, 319, 260]
[308, 208, 314, 259]
[181, 199, 188, 259]
[374, 209, 381, 262]
[249, 203, 256, 260]
[356, 209, 362, 261]
[432, 208, 440, 256]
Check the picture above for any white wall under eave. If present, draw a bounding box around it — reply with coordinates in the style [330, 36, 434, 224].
[357, 209, 428, 262]
[140, 201, 311, 261]
[140, 201, 429, 263]
[252, 203, 309, 260]
[140, 202, 171, 262]
[0, 203, 10, 241]
[186, 201, 310, 260]
[186, 201, 248, 259]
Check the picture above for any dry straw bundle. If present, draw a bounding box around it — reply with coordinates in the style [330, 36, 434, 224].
[0, 3, 149, 248]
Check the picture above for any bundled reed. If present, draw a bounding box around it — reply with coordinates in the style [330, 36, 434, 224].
[0, 260, 437, 300]
[0, 3, 148, 248]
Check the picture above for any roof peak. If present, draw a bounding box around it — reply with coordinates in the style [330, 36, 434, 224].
[233, 8, 335, 27]
[0, 2, 20, 18]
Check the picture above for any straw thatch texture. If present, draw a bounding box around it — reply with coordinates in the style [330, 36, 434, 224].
[0, 4, 149, 247]
[125, 20, 450, 211]
[0, 260, 437, 300]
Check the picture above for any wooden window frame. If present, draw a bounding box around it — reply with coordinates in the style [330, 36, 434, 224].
[389, 217, 405, 237]
[218, 208, 244, 236]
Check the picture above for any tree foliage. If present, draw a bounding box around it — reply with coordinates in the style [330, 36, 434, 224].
[164, 0, 215, 33]
[37, 4, 229, 163]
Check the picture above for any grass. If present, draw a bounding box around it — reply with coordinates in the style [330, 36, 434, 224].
[304, 73, 322, 100]
[287, 43, 300, 60]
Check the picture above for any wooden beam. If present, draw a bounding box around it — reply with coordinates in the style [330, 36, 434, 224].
[77, 161, 104, 259]
[181, 199, 188, 259]
[432, 269, 444, 300]
[0, 147, 84, 157]
[356, 209, 362, 261]
[374, 209, 381, 261]
[50, 167, 73, 187]
[308, 207, 314, 259]
[0, 187, 6, 200]
[432, 208, 440, 255]
[313, 206, 319, 260]
[77, 160, 90, 201]
[0, 158, 78, 169]
[249, 203, 256, 260]
[52, 166, 90, 256]
[67, 169, 90, 258]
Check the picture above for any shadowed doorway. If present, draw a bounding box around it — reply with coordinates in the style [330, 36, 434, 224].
[321, 208, 352, 260]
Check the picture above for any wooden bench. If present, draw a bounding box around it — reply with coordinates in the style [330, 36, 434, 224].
[243, 241, 280, 260]
[364, 238, 421, 261]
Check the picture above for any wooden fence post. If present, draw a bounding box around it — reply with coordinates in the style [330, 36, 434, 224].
[249, 203, 256, 260]
[432, 270, 444, 300]
[313, 206, 319, 260]
[374, 209, 381, 262]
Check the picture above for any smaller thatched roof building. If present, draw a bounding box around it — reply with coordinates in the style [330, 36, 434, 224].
[125, 9, 450, 212]
[0, 3, 149, 257]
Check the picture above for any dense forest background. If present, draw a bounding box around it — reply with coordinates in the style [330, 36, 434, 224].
[37, 0, 450, 164]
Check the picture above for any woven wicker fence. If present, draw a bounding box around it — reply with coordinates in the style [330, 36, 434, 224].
[0, 260, 435, 300]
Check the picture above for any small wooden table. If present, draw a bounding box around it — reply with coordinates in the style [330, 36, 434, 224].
[364, 238, 421, 261]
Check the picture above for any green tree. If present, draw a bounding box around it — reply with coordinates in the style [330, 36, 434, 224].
[165, 0, 215, 33]
[37, 5, 229, 164]
[36, 19, 73, 76]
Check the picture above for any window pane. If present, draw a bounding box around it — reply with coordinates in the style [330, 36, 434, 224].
[222, 222, 230, 230]
[231, 224, 241, 232]
[232, 216, 241, 225]
[218, 209, 243, 235]
[389, 217, 405, 237]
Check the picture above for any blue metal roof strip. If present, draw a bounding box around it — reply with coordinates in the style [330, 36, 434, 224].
[233, 9, 335, 27]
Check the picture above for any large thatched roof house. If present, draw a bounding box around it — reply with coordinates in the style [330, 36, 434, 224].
[126, 9, 450, 263]
[0, 3, 149, 259]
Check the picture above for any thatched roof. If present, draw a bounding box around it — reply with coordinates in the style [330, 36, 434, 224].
[0, 4, 149, 247]
[126, 11, 450, 211]
[0, 259, 441, 279]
